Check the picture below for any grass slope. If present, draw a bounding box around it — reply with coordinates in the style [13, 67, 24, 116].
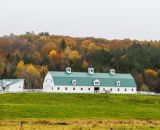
[0, 93, 160, 120]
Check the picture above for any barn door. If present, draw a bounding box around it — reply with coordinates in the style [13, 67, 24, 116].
[94, 87, 100, 93]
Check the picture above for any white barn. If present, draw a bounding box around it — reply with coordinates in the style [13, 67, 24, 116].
[43, 67, 137, 94]
[0, 79, 24, 93]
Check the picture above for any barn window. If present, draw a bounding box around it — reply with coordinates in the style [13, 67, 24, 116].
[117, 88, 120, 91]
[72, 80, 77, 86]
[65, 87, 68, 90]
[81, 88, 83, 90]
[46, 79, 53, 83]
[73, 87, 75, 90]
[132, 89, 134, 91]
[88, 88, 90, 91]
[57, 87, 60, 90]
[110, 88, 112, 91]
[52, 87, 53, 90]
[125, 89, 127, 91]
[91, 69, 93, 72]
[93, 79, 100, 86]
[116, 81, 121, 86]
[103, 88, 105, 91]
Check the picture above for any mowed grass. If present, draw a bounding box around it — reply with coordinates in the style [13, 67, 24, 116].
[0, 93, 160, 120]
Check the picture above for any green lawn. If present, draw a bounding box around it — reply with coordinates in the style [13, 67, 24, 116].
[0, 93, 160, 120]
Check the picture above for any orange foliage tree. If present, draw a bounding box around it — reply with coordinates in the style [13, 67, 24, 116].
[144, 69, 157, 77]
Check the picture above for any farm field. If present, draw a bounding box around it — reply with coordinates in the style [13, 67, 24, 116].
[0, 120, 160, 130]
[0, 93, 160, 129]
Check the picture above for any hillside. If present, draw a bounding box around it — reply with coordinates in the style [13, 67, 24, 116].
[0, 34, 160, 92]
[0, 93, 160, 120]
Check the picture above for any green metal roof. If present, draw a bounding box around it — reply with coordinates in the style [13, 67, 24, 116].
[49, 71, 137, 87]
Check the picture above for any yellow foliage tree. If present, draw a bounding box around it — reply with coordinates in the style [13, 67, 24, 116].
[82, 60, 89, 69]
[144, 69, 157, 77]
[39, 65, 48, 77]
[81, 40, 100, 53]
[17, 60, 24, 69]
[49, 50, 57, 57]
[64, 37, 77, 49]
[15, 61, 48, 89]
[43, 42, 57, 54]
[69, 50, 80, 61]
[26, 64, 38, 75]
[49, 50, 58, 62]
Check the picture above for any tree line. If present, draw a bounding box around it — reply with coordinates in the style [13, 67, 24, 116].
[0, 32, 160, 92]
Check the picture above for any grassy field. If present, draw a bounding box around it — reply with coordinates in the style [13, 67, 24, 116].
[0, 120, 160, 130]
[0, 93, 160, 129]
[0, 93, 160, 120]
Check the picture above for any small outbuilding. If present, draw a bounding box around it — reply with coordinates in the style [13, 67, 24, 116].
[0, 79, 24, 93]
[43, 67, 137, 94]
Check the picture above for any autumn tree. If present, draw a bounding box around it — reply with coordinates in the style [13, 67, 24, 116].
[68, 50, 80, 62]
[39, 32, 50, 36]
[49, 50, 57, 58]
[82, 60, 89, 70]
[144, 69, 158, 92]
[144, 69, 157, 77]
[59, 39, 67, 50]
[42, 42, 57, 54]
[0, 58, 5, 78]
[15, 60, 48, 89]
[81, 40, 100, 54]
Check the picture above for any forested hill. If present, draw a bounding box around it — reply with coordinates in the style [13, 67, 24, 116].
[0, 33, 160, 92]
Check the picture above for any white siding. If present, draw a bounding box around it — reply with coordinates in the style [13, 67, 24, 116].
[51, 86, 94, 93]
[44, 84, 136, 94]
[43, 72, 55, 92]
[100, 87, 137, 94]
[8, 80, 24, 92]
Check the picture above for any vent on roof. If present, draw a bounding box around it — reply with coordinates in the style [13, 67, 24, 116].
[66, 67, 71, 74]
[110, 69, 115, 75]
[88, 67, 94, 75]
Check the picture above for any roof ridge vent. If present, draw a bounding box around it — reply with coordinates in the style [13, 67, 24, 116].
[66, 67, 71, 74]
[110, 69, 115, 76]
[88, 67, 94, 75]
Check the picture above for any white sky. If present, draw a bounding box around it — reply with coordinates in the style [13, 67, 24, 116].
[0, 0, 160, 40]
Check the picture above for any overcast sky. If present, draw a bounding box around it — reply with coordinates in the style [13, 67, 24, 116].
[0, 0, 160, 40]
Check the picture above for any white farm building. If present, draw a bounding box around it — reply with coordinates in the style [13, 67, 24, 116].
[43, 67, 137, 94]
[0, 79, 24, 93]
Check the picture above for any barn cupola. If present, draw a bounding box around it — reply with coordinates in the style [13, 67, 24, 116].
[88, 67, 94, 75]
[66, 67, 71, 74]
[110, 69, 115, 76]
